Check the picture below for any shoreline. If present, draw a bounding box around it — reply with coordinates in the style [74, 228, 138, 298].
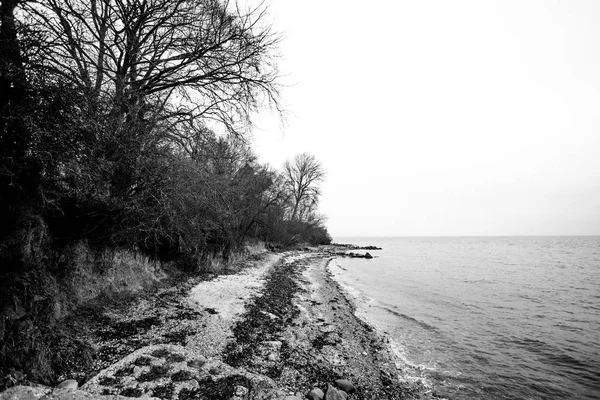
[0, 249, 432, 400]
[326, 258, 438, 394]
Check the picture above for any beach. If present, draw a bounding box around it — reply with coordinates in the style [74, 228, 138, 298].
[0, 249, 428, 400]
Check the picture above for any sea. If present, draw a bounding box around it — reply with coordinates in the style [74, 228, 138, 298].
[330, 236, 600, 400]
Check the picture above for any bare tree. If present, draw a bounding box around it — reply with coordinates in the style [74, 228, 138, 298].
[17, 0, 281, 199]
[283, 153, 325, 222]
[21, 0, 281, 137]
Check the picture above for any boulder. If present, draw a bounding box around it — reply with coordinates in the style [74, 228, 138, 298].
[325, 385, 345, 400]
[364, 252, 373, 259]
[333, 379, 355, 393]
[0, 386, 51, 400]
[307, 387, 324, 400]
[56, 380, 78, 390]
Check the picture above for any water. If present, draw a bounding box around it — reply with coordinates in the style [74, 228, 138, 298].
[330, 237, 600, 399]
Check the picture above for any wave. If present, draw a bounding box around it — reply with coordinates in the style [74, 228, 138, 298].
[327, 260, 437, 388]
[504, 336, 590, 371]
[380, 305, 440, 333]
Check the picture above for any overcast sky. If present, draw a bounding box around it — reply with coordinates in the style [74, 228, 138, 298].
[249, 0, 600, 237]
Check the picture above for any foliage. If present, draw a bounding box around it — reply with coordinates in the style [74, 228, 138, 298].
[0, 0, 331, 388]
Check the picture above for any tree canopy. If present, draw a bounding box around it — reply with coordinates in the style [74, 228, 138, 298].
[0, 0, 330, 269]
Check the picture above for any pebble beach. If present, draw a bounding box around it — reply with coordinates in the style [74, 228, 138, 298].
[0, 249, 429, 400]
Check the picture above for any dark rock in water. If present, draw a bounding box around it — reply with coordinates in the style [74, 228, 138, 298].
[325, 384, 345, 400]
[307, 387, 325, 400]
[364, 252, 373, 259]
[360, 245, 382, 250]
[333, 379, 356, 393]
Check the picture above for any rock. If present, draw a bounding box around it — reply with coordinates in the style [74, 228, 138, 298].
[333, 379, 355, 393]
[0, 386, 51, 400]
[338, 390, 348, 400]
[325, 385, 345, 400]
[364, 252, 373, 259]
[294, 392, 304, 399]
[283, 397, 302, 400]
[0, 385, 161, 400]
[259, 310, 279, 320]
[234, 385, 249, 397]
[267, 352, 278, 361]
[56, 380, 78, 390]
[307, 387, 324, 400]
[82, 345, 281, 399]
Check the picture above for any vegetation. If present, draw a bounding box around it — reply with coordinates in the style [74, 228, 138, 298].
[0, 0, 330, 390]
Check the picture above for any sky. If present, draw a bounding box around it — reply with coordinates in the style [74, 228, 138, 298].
[248, 0, 600, 237]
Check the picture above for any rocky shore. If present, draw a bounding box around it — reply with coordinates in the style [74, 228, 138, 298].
[0, 249, 430, 400]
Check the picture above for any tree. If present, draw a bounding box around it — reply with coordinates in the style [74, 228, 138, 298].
[282, 153, 325, 222]
[22, 0, 281, 137]
[20, 0, 282, 201]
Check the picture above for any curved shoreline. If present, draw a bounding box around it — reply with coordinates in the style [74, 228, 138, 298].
[0, 250, 434, 400]
[326, 258, 437, 392]
[219, 251, 432, 399]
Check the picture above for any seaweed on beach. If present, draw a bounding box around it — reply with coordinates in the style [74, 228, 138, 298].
[178, 375, 252, 400]
[97, 316, 161, 340]
[223, 259, 303, 368]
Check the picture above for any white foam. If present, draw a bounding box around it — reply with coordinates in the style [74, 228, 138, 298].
[327, 258, 435, 389]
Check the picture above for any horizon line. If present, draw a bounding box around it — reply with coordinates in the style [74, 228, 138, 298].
[332, 234, 600, 238]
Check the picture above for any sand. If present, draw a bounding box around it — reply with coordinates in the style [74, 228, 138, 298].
[1, 250, 433, 400]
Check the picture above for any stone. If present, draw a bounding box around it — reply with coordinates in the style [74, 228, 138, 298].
[325, 385, 345, 400]
[0, 386, 51, 400]
[234, 385, 249, 397]
[307, 387, 324, 400]
[267, 353, 278, 361]
[56, 380, 78, 390]
[333, 379, 355, 393]
[259, 310, 279, 320]
[283, 397, 302, 400]
[364, 252, 373, 259]
[294, 392, 304, 399]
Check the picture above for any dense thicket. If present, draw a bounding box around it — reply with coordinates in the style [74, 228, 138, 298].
[1, 0, 330, 267]
[0, 0, 330, 388]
